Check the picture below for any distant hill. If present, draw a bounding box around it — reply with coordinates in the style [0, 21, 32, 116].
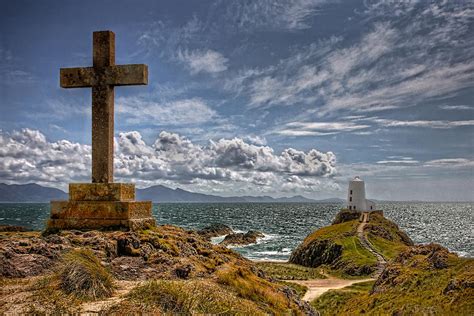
[0, 183, 345, 203]
[0, 183, 68, 202]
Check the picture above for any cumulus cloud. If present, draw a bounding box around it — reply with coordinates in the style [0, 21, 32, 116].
[177, 49, 228, 74]
[0, 129, 337, 195]
[0, 129, 90, 186]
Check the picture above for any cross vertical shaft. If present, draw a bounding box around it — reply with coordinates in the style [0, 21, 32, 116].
[59, 30, 148, 184]
[92, 31, 115, 183]
[49, 30, 155, 232]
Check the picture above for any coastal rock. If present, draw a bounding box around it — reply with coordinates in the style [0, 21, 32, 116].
[197, 223, 233, 240]
[332, 210, 360, 224]
[393, 243, 449, 269]
[220, 230, 265, 246]
[289, 239, 342, 267]
[116, 233, 141, 257]
[372, 243, 467, 296]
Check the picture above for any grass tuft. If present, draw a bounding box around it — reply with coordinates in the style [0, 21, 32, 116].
[58, 249, 115, 300]
[124, 279, 264, 315]
[256, 261, 326, 280]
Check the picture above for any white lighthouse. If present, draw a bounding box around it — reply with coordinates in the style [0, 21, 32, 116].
[347, 176, 375, 211]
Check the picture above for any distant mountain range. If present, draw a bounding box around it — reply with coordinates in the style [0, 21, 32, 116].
[0, 183, 345, 203]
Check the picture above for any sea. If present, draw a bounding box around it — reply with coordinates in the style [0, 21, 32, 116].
[0, 202, 472, 260]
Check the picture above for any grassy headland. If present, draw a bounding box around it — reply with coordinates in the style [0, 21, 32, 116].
[289, 210, 413, 277]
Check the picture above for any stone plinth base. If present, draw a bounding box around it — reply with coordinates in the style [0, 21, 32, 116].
[47, 183, 156, 231]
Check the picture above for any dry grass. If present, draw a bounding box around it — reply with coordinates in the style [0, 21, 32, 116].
[216, 266, 305, 315]
[58, 249, 115, 300]
[256, 261, 326, 280]
[120, 279, 265, 315]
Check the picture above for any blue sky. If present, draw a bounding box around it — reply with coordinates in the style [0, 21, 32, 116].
[1, 0, 473, 201]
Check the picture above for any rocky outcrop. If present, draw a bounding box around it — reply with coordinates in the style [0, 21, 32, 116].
[332, 210, 361, 224]
[289, 239, 342, 267]
[0, 226, 315, 315]
[220, 231, 265, 246]
[372, 243, 464, 295]
[197, 223, 233, 240]
[392, 243, 450, 269]
[0, 227, 233, 279]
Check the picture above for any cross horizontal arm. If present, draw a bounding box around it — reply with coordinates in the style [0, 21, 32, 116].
[60, 67, 95, 88]
[60, 65, 148, 88]
[108, 64, 148, 86]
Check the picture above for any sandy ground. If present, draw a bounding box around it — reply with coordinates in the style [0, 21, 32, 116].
[80, 280, 141, 314]
[285, 277, 374, 301]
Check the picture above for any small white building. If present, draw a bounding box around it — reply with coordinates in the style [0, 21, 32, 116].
[347, 176, 376, 211]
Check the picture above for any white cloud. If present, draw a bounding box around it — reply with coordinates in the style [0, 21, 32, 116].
[439, 105, 473, 111]
[221, 2, 474, 120]
[177, 49, 228, 74]
[222, 0, 331, 31]
[0, 129, 337, 195]
[376, 160, 419, 165]
[370, 118, 474, 129]
[117, 97, 217, 126]
[425, 158, 474, 167]
[272, 121, 370, 136]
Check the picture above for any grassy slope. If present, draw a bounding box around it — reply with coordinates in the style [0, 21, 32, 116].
[312, 247, 474, 315]
[365, 213, 411, 260]
[293, 219, 378, 276]
[292, 211, 414, 277]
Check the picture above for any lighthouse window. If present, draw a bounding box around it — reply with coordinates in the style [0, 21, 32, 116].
[350, 197, 352, 202]
[349, 206, 352, 210]
[350, 190, 352, 195]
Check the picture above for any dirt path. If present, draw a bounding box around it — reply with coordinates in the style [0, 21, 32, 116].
[357, 213, 387, 276]
[80, 280, 141, 314]
[286, 277, 374, 301]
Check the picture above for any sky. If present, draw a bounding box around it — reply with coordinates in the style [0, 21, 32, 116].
[0, 0, 473, 201]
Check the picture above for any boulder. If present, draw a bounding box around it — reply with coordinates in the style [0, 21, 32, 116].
[220, 231, 265, 246]
[332, 210, 361, 225]
[289, 239, 342, 267]
[197, 223, 233, 240]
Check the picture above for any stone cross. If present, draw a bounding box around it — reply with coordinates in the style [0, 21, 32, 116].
[60, 31, 148, 183]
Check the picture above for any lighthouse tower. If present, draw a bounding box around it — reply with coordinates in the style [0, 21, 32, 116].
[347, 176, 375, 211]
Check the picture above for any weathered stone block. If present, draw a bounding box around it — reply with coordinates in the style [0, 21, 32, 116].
[50, 200, 152, 220]
[47, 199, 155, 231]
[47, 217, 155, 231]
[69, 183, 135, 201]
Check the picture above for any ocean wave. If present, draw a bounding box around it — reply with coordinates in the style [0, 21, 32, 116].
[253, 248, 293, 256]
